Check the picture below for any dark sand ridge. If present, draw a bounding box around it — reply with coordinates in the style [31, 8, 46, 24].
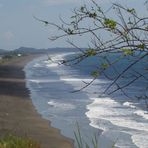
[0, 54, 73, 148]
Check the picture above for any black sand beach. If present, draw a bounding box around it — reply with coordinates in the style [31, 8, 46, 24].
[0, 54, 73, 148]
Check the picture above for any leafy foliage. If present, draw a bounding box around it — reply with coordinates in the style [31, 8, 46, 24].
[37, 0, 148, 99]
[120, 48, 134, 56]
[101, 63, 109, 69]
[104, 19, 117, 30]
[86, 49, 97, 56]
[91, 71, 100, 77]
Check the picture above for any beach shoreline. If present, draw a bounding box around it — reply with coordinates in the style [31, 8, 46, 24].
[0, 54, 73, 148]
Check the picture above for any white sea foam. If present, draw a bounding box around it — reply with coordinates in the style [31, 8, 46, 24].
[29, 79, 41, 83]
[123, 101, 136, 109]
[48, 100, 75, 110]
[33, 63, 42, 68]
[61, 78, 93, 82]
[132, 133, 148, 148]
[46, 63, 59, 67]
[134, 110, 148, 120]
[29, 79, 59, 83]
[86, 97, 148, 147]
[44, 53, 70, 68]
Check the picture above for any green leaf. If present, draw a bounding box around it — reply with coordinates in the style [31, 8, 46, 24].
[88, 12, 97, 18]
[86, 49, 97, 56]
[101, 63, 109, 69]
[127, 8, 136, 14]
[104, 19, 117, 30]
[127, 21, 133, 25]
[91, 71, 100, 77]
[80, 6, 85, 12]
[137, 44, 145, 50]
[121, 48, 134, 55]
[145, 26, 148, 30]
[67, 28, 74, 35]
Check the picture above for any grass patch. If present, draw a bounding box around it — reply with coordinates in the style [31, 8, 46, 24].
[74, 123, 115, 148]
[0, 135, 40, 148]
[74, 123, 99, 148]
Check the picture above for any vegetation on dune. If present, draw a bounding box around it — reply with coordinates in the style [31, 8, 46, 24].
[74, 123, 99, 148]
[0, 135, 40, 148]
[0, 52, 23, 64]
[74, 123, 115, 148]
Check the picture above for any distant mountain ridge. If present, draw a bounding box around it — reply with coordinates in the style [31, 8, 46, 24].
[14, 47, 43, 54]
[13, 47, 83, 54]
[0, 47, 86, 56]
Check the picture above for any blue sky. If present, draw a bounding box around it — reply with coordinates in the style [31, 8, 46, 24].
[0, 0, 146, 50]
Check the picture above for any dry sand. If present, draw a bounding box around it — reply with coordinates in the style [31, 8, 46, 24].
[0, 54, 73, 148]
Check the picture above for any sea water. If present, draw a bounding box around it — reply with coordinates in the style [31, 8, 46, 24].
[24, 51, 148, 148]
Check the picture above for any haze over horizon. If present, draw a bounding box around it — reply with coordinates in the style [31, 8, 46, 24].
[0, 0, 146, 50]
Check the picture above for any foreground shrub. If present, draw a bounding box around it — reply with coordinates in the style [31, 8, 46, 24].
[0, 135, 40, 148]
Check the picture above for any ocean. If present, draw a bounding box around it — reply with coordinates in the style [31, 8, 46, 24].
[24, 50, 148, 148]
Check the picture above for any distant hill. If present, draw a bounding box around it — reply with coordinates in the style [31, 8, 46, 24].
[0, 47, 84, 60]
[14, 47, 45, 54]
[13, 47, 82, 54]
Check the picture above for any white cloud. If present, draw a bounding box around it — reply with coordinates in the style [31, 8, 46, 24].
[4, 31, 14, 40]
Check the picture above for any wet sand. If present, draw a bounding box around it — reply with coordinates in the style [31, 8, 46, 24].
[0, 54, 73, 148]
